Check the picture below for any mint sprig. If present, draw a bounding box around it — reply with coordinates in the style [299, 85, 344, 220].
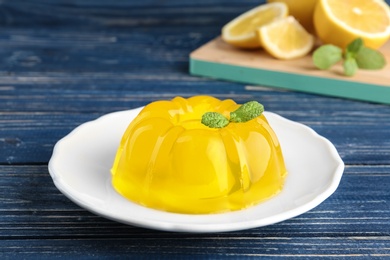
[355, 47, 387, 69]
[201, 112, 229, 128]
[313, 38, 386, 76]
[201, 101, 264, 128]
[230, 101, 264, 123]
[346, 37, 363, 55]
[343, 58, 358, 77]
[312, 45, 343, 70]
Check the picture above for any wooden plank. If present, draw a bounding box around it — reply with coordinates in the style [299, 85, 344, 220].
[2, 84, 390, 164]
[0, 165, 389, 257]
[1, 237, 390, 258]
[190, 37, 390, 104]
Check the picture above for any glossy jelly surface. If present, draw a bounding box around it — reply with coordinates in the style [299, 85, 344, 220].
[111, 96, 287, 214]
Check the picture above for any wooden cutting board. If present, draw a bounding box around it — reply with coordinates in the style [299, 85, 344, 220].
[190, 37, 390, 105]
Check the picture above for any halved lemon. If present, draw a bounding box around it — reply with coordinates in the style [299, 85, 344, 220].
[258, 16, 315, 60]
[222, 3, 288, 48]
[314, 0, 390, 49]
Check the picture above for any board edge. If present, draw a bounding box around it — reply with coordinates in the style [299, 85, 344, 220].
[189, 56, 390, 105]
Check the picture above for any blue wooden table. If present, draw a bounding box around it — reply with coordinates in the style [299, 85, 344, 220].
[1, 0, 390, 258]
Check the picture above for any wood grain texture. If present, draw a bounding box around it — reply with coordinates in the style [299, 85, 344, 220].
[0, 165, 389, 257]
[0, 0, 389, 258]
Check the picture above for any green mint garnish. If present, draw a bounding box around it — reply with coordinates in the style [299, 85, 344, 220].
[230, 101, 264, 123]
[313, 45, 343, 70]
[201, 112, 229, 128]
[312, 38, 386, 76]
[346, 38, 363, 56]
[343, 58, 358, 77]
[201, 101, 264, 128]
[355, 46, 386, 70]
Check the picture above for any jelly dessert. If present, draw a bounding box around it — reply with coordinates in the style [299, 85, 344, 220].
[111, 96, 287, 214]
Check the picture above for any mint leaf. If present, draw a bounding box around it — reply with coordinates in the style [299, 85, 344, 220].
[355, 46, 386, 70]
[313, 45, 343, 70]
[346, 38, 364, 56]
[230, 101, 264, 123]
[201, 112, 229, 128]
[201, 101, 264, 128]
[343, 58, 358, 76]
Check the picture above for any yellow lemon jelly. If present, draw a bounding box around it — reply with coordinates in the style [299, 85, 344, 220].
[111, 96, 287, 214]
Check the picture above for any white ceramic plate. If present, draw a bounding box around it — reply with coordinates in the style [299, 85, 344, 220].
[48, 108, 344, 233]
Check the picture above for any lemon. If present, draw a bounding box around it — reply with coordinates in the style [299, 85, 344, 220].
[258, 16, 315, 60]
[267, 0, 319, 33]
[314, 0, 390, 49]
[222, 3, 288, 48]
